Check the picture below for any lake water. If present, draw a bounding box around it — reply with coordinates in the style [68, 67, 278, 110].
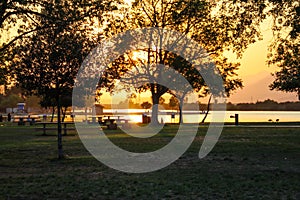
[98, 109, 299, 123]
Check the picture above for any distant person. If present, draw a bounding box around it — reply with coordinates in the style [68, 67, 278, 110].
[43, 114, 47, 121]
[0, 114, 3, 122]
[71, 114, 75, 122]
[7, 113, 11, 122]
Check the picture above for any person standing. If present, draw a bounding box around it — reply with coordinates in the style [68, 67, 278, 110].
[7, 113, 11, 122]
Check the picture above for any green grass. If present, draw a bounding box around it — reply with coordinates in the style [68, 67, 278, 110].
[0, 123, 299, 199]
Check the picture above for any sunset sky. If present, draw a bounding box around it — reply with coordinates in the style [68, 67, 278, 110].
[1, 10, 298, 104]
[96, 16, 299, 104]
[226, 18, 298, 103]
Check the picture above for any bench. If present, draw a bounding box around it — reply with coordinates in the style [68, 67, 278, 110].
[35, 127, 76, 135]
[99, 118, 130, 130]
[35, 122, 75, 135]
[86, 116, 131, 130]
[103, 119, 117, 130]
[115, 119, 131, 129]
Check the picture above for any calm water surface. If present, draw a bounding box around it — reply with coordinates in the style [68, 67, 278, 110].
[101, 109, 300, 123]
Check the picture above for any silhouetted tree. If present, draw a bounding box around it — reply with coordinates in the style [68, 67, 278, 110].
[0, 0, 112, 53]
[267, 0, 300, 100]
[7, 1, 114, 159]
[102, 0, 269, 124]
[141, 101, 152, 110]
[1, 0, 116, 89]
[0, 93, 23, 112]
[169, 96, 179, 111]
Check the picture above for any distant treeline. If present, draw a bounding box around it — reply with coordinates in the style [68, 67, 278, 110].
[224, 99, 300, 111]
[105, 99, 300, 111]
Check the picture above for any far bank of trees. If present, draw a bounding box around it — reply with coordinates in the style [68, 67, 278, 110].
[102, 98, 300, 111]
[225, 100, 300, 111]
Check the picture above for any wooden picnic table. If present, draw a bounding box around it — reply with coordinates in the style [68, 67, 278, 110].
[35, 122, 75, 135]
[83, 115, 132, 130]
[13, 116, 41, 125]
[97, 116, 130, 129]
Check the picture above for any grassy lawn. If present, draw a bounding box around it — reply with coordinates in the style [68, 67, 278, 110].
[0, 123, 299, 199]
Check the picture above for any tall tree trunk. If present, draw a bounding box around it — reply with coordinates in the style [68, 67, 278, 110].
[61, 107, 67, 122]
[179, 98, 184, 124]
[61, 107, 64, 122]
[4, 84, 7, 95]
[151, 94, 159, 125]
[201, 94, 212, 124]
[51, 106, 55, 122]
[178, 91, 188, 124]
[56, 84, 63, 159]
[85, 107, 87, 122]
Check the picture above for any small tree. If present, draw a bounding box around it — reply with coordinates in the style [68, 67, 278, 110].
[24, 95, 41, 113]
[0, 93, 23, 112]
[159, 97, 166, 106]
[8, 1, 105, 159]
[141, 101, 152, 111]
[169, 96, 179, 111]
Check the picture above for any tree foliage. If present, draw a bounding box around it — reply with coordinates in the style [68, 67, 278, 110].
[0, 93, 23, 111]
[141, 101, 152, 110]
[169, 96, 179, 110]
[0, 0, 115, 87]
[101, 0, 271, 123]
[0, 0, 113, 52]
[5, 0, 114, 158]
[6, 0, 116, 104]
[0, 86, 24, 111]
[266, 0, 299, 100]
